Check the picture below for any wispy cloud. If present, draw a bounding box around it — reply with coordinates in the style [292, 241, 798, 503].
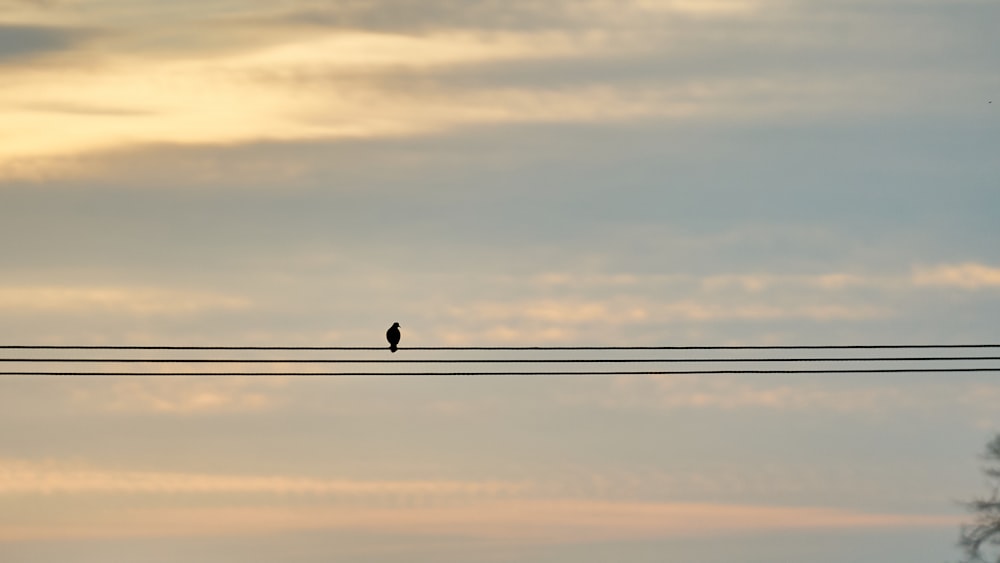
[0, 457, 961, 544]
[601, 376, 916, 411]
[4, 0, 987, 178]
[912, 263, 1000, 290]
[563, 375, 1000, 416]
[524, 266, 1000, 295]
[632, 0, 762, 16]
[0, 459, 523, 497]
[470, 261, 1000, 328]
[69, 379, 287, 414]
[0, 285, 251, 315]
[0, 459, 958, 544]
[0, 497, 958, 543]
[0, 23, 87, 61]
[440, 296, 887, 344]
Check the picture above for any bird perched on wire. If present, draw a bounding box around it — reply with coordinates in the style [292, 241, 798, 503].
[386, 322, 401, 353]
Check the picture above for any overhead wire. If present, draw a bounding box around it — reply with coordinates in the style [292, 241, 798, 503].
[0, 355, 998, 363]
[3, 368, 1000, 377]
[0, 342, 998, 376]
[2, 344, 1000, 351]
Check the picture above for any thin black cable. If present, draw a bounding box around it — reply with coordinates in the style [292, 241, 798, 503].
[3, 368, 1000, 376]
[2, 344, 1000, 351]
[0, 346, 386, 350]
[2, 356, 999, 363]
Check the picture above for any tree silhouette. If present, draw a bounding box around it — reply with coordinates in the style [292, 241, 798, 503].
[961, 434, 1000, 562]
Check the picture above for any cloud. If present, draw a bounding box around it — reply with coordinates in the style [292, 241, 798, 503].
[17, 101, 156, 116]
[0, 458, 958, 544]
[564, 375, 1000, 417]
[0, 261, 985, 347]
[0, 497, 957, 543]
[699, 273, 886, 292]
[0, 459, 523, 497]
[0, 285, 251, 315]
[912, 263, 1000, 290]
[526, 264, 1000, 298]
[661, 301, 887, 321]
[633, 0, 761, 16]
[604, 376, 915, 411]
[0, 45, 721, 179]
[5, 0, 991, 178]
[69, 379, 287, 414]
[0, 24, 85, 62]
[443, 296, 886, 339]
[230, 29, 600, 72]
[448, 299, 649, 325]
[258, 0, 760, 35]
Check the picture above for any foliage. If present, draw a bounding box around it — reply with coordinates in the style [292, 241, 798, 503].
[961, 435, 1000, 563]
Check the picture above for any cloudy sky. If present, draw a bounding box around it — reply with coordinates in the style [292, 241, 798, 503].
[1, 0, 999, 561]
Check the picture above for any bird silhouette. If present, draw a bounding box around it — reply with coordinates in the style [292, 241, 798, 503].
[386, 322, 401, 353]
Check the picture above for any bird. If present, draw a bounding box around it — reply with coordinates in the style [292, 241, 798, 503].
[386, 322, 401, 353]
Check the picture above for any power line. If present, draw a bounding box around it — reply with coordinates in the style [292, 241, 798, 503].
[4, 343, 997, 376]
[3, 368, 1000, 377]
[2, 356, 999, 363]
[2, 344, 1000, 351]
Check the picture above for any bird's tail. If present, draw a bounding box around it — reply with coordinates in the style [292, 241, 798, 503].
[390, 344, 397, 353]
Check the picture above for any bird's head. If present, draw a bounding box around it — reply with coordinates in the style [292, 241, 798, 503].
[392, 322, 400, 328]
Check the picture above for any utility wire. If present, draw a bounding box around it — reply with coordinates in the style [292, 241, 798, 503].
[2, 356, 999, 363]
[2, 344, 1000, 351]
[4, 343, 998, 376]
[3, 368, 1000, 377]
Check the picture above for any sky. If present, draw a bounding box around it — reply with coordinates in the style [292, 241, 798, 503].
[1, 0, 999, 561]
